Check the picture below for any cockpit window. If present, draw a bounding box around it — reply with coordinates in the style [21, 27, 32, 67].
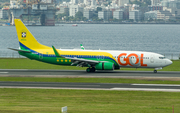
[159, 57, 166, 59]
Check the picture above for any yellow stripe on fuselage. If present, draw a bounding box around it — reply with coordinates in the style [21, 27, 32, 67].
[34, 49, 112, 57]
[33, 48, 118, 63]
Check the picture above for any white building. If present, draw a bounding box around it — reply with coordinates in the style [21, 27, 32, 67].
[78, 0, 84, 3]
[151, 0, 160, 6]
[71, 0, 78, 4]
[69, 4, 84, 17]
[163, 7, 180, 16]
[56, 6, 69, 15]
[0, 8, 9, 19]
[129, 10, 142, 21]
[144, 11, 157, 20]
[91, 0, 97, 7]
[157, 10, 175, 20]
[84, 0, 87, 5]
[83, 10, 94, 19]
[98, 10, 113, 21]
[113, 10, 123, 19]
[118, 0, 129, 6]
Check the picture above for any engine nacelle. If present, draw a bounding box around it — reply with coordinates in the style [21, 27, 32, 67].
[95, 62, 114, 70]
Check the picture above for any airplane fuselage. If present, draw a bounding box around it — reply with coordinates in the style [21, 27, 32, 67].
[19, 48, 172, 69]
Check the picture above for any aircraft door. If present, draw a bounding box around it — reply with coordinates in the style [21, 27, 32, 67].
[100, 55, 104, 60]
[150, 55, 154, 63]
[39, 53, 43, 59]
[97, 55, 104, 61]
[96, 55, 100, 60]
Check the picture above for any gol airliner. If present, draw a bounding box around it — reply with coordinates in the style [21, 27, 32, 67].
[9, 19, 172, 73]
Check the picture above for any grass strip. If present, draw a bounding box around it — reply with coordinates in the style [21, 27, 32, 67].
[0, 88, 180, 113]
[1, 77, 180, 84]
[0, 58, 180, 71]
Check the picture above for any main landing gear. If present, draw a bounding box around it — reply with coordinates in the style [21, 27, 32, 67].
[86, 67, 96, 73]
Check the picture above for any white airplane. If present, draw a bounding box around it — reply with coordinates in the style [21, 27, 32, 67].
[9, 19, 172, 73]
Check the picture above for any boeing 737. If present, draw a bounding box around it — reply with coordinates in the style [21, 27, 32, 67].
[9, 19, 172, 73]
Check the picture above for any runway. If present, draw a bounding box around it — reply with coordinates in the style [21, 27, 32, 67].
[1, 81, 180, 92]
[0, 69, 180, 92]
[0, 69, 180, 79]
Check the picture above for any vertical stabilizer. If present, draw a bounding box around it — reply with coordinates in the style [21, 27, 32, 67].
[14, 19, 50, 50]
[80, 44, 85, 50]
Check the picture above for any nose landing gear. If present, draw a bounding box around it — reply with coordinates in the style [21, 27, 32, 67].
[154, 67, 162, 73]
[86, 67, 96, 73]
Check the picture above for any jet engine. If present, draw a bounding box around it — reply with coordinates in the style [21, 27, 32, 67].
[95, 62, 114, 70]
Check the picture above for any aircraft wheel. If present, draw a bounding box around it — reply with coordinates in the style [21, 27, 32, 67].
[90, 67, 96, 72]
[154, 70, 157, 73]
[86, 68, 91, 73]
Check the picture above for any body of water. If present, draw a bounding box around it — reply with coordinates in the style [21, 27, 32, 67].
[0, 24, 180, 59]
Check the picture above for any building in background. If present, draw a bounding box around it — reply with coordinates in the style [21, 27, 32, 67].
[151, 0, 160, 6]
[144, 11, 157, 20]
[71, 0, 78, 4]
[9, 0, 58, 26]
[148, 5, 163, 11]
[56, 6, 69, 15]
[91, 0, 97, 7]
[161, 0, 180, 9]
[129, 10, 142, 21]
[157, 10, 175, 20]
[69, 4, 84, 17]
[83, 10, 94, 19]
[98, 10, 113, 21]
[0, 8, 9, 19]
[113, 10, 123, 19]
[118, 0, 129, 6]
[163, 7, 180, 16]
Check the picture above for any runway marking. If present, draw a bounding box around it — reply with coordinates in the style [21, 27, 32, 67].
[0, 83, 100, 87]
[60, 85, 100, 87]
[111, 88, 180, 92]
[1, 86, 180, 92]
[0, 72, 8, 74]
[132, 84, 180, 87]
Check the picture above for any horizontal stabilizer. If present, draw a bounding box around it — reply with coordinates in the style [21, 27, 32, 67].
[8, 48, 31, 53]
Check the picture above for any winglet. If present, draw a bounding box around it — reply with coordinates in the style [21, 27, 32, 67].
[52, 46, 64, 58]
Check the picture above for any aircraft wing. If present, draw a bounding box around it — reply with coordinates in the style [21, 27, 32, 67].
[8, 48, 31, 53]
[65, 57, 99, 67]
[52, 46, 99, 67]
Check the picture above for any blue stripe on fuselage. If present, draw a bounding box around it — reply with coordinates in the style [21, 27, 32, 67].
[19, 42, 118, 63]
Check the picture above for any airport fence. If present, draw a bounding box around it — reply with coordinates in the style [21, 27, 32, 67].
[0, 51, 180, 60]
[161, 53, 180, 60]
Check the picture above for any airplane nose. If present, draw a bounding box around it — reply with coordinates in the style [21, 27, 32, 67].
[167, 59, 173, 66]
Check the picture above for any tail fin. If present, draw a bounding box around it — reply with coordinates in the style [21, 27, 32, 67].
[80, 44, 85, 50]
[15, 19, 50, 50]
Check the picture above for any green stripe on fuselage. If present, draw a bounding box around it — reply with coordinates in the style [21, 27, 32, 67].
[19, 51, 120, 69]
